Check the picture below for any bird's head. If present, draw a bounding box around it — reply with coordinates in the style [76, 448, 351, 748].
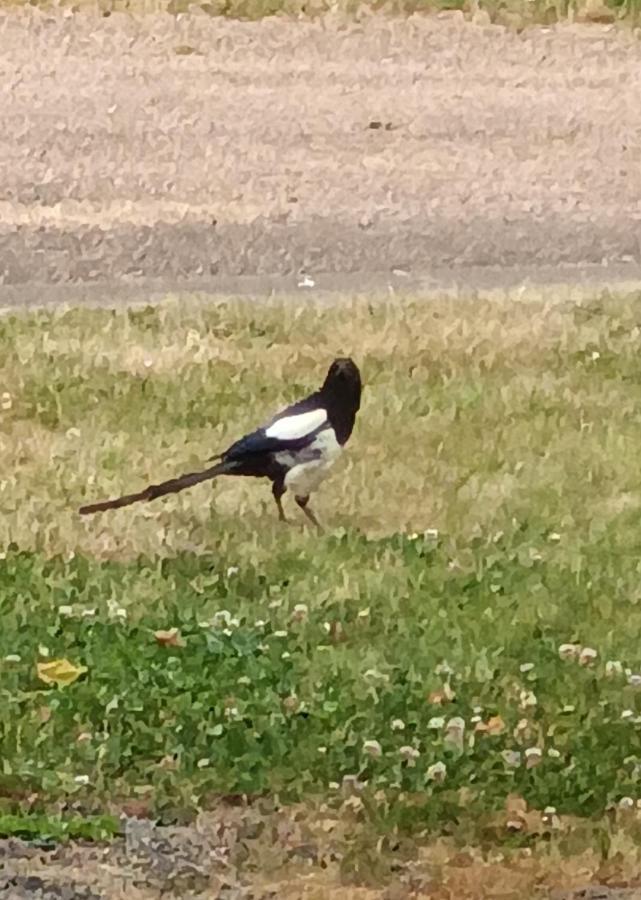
[321, 357, 362, 411]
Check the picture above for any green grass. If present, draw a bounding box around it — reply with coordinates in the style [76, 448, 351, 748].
[3, 292, 641, 847]
[0, 0, 639, 27]
[0, 812, 120, 843]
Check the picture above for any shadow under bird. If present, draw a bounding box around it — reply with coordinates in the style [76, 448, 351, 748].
[78, 357, 362, 527]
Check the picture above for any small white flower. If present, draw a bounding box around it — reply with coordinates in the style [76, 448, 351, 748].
[426, 761, 447, 783]
[558, 643, 581, 660]
[520, 690, 537, 708]
[525, 747, 543, 769]
[364, 668, 389, 684]
[502, 750, 521, 768]
[38, 645, 50, 658]
[341, 774, 365, 793]
[357, 608, 370, 619]
[291, 604, 308, 622]
[619, 796, 634, 810]
[628, 674, 641, 688]
[562, 705, 576, 713]
[58, 605, 74, 617]
[281, 651, 291, 659]
[197, 758, 210, 768]
[471, 715, 482, 724]
[391, 718, 405, 731]
[407, 532, 419, 541]
[4, 655, 21, 663]
[74, 774, 90, 785]
[519, 663, 535, 673]
[606, 660, 624, 678]
[107, 602, 127, 620]
[254, 619, 267, 629]
[362, 740, 383, 758]
[399, 746, 420, 765]
[435, 661, 454, 676]
[212, 610, 237, 629]
[622, 709, 635, 720]
[237, 676, 251, 686]
[544, 805, 557, 815]
[591, 350, 600, 361]
[224, 706, 240, 719]
[548, 532, 561, 542]
[226, 566, 239, 577]
[81, 608, 97, 618]
[272, 630, 288, 639]
[547, 748, 561, 759]
[444, 717, 466, 751]
[428, 716, 445, 730]
[579, 647, 598, 666]
[318, 746, 327, 754]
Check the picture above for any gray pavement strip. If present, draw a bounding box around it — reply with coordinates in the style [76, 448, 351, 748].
[2, 263, 641, 314]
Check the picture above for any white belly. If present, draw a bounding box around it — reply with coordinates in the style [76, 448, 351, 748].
[277, 429, 343, 498]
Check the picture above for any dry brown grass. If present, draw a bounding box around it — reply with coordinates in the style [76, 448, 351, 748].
[1, 290, 639, 559]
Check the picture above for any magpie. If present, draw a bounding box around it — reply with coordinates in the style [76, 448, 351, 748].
[78, 357, 362, 527]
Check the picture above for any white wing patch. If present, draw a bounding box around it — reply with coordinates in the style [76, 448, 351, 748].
[265, 408, 327, 441]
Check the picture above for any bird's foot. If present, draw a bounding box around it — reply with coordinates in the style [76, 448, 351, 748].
[295, 495, 323, 531]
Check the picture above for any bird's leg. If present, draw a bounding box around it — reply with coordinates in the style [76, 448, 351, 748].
[295, 494, 322, 529]
[272, 481, 287, 522]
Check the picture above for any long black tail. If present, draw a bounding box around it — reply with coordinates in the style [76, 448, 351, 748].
[78, 459, 235, 515]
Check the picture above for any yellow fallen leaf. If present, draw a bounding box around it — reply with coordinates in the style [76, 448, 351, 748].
[37, 658, 87, 687]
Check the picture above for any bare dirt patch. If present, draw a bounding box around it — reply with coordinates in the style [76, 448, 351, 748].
[3, 808, 641, 900]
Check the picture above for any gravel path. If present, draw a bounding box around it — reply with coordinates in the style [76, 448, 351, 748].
[2, 820, 641, 900]
[1, 10, 641, 304]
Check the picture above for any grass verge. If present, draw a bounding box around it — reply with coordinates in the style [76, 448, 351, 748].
[3, 292, 641, 871]
[0, 0, 639, 28]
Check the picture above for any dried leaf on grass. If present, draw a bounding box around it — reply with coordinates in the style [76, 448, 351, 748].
[36, 658, 87, 687]
[153, 627, 185, 648]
